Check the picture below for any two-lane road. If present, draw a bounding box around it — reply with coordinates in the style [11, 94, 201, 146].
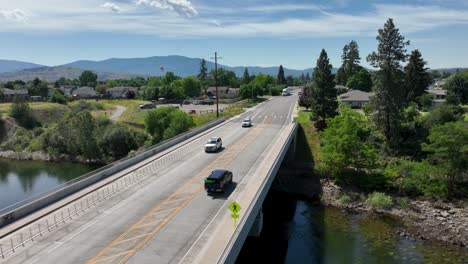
[1, 94, 297, 264]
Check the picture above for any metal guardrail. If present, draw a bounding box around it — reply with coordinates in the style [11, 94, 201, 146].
[217, 122, 298, 264]
[0, 117, 236, 259]
[0, 118, 225, 225]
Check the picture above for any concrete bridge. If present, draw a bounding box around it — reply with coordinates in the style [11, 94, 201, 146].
[0, 94, 299, 264]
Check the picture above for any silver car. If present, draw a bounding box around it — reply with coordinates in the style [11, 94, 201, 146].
[205, 137, 222, 152]
[242, 117, 252, 127]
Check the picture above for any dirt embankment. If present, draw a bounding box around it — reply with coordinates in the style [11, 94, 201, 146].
[321, 180, 468, 248]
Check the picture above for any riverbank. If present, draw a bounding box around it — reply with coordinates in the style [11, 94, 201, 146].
[0, 150, 105, 164]
[321, 180, 468, 248]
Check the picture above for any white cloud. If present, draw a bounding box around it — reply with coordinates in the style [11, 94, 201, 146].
[135, 0, 198, 17]
[0, 8, 27, 21]
[101, 2, 121, 13]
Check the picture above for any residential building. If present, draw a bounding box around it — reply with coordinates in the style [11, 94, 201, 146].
[72, 87, 97, 98]
[0, 88, 29, 102]
[427, 89, 447, 108]
[106, 86, 138, 99]
[339, 89, 373, 109]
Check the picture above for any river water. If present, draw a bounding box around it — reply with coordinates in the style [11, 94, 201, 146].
[0, 158, 99, 210]
[236, 191, 468, 264]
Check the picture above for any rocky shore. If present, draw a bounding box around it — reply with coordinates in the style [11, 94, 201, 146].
[321, 180, 468, 248]
[0, 150, 104, 164]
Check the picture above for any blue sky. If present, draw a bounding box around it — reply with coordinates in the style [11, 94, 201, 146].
[0, 0, 467, 69]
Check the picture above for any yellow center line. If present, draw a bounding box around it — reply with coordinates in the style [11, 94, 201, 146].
[93, 250, 134, 264]
[132, 219, 165, 229]
[110, 233, 154, 246]
[87, 118, 272, 264]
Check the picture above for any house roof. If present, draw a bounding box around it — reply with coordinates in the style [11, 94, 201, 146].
[427, 89, 447, 96]
[1, 88, 28, 95]
[207, 87, 229, 93]
[339, 89, 373, 102]
[73, 87, 97, 96]
[107, 86, 137, 93]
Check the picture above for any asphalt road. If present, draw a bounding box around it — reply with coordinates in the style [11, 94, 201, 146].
[0, 94, 297, 264]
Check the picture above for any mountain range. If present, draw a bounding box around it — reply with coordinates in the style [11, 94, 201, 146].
[0, 56, 465, 82]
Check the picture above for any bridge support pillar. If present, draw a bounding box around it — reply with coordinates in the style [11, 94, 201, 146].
[248, 209, 263, 237]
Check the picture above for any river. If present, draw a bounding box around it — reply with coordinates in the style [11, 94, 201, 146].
[0, 158, 99, 211]
[236, 191, 468, 264]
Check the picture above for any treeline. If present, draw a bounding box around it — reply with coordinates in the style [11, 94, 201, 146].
[300, 18, 468, 199]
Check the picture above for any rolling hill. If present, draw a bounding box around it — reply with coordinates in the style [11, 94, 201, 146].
[0, 59, 45, 73]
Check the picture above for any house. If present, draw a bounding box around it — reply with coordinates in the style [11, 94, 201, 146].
[72, 87, 97, 98]
[0, 88, 29, 102]
[427, 89, 447, 108]
[106, 87, 138, 99]
[59, 87, 73, 97]
[339, 89, 373, 109]
[206, 87, 230, 97]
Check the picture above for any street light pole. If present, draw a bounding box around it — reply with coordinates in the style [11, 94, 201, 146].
[211, 52, 221, 118]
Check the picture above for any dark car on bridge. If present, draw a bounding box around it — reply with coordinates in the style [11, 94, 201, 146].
[204, 170, 233, 193]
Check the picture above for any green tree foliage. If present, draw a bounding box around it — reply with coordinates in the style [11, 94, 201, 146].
[198, 59, 208, 81]
[320, 104, 376, 176]
[277, 65, 286, 85]
[239, 84, 262, 100]
[49, 90, 67, 104]
[163, 72, 178, 85]
[444, 71, 468, 104]
[10, 99, 39, 129]
[404, 50, 432, 102]
[346, 68, 373, 92]
[182, 77, 201, 98]
[336, 40, 361, 85]
[72, 111, 100, 160]
[242, 68, 251, 85]
[99, 124, 138, 159]
[79, 70, 98, 88]
[251, 73, 276, 95]
[422, 103, 464, 127]
[144, 107, 193, 144]
[367, 18, 410, 148]
[310, 49, 338, 129]
[298, 86, 312, 110]
[422, 122, 468, 198]
[210, 68, 238, 87]
[28, 78, 49, 98]
[384, 159, 446, 198]
[286, 76, 294, 86]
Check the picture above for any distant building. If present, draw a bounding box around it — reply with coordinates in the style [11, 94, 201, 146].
[0, 88, 29, 102]
[106, 87, 138, 99]
[339, 89, 373, 109]
[206, 87, 239, 99]
[427, 89, 447, 108]
[72, 87, 97, 98]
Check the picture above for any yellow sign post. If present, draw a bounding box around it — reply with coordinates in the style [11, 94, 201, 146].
[229, 201, 242, 229]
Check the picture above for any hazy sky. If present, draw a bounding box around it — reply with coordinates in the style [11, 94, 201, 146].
[0, 0, 467, 69]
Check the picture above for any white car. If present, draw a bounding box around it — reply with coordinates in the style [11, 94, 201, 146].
[242, 117, 252, 127]
[205, 137, 222, 152]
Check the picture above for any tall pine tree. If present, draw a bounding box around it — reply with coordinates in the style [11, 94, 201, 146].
[336, 40, 361, 85]
[242, 68, 251, 85]
[311, 49, 338, 130]
[404, 49, 432, 102]
[277, 65, 286, 85]
[367, 18, 410, 148]
[198, 59, 207, 80]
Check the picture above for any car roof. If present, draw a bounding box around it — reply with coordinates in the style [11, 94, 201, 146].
[243, 117, 251, 120]
[207, 170, 230, 179]
[209, 137, 220, 140]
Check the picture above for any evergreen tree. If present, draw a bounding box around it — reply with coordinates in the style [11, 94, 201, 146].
[277, 65, 286, 85]
[305, 72, 311, 83]
[347, 68, 373, 92]
[310, 49, 338, 130]
[79, 70, 98, 88]
[367, 18, 410, 148]
[404, 49, 432, 102]
[300, 73, 305, 84]
[198, 59, 208, 81]
[242, 68, 251, 85]
[336, 41, 361, 85]
[298, 86, 313, 110]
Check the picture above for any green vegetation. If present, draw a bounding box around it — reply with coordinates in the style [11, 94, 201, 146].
[144, 107, 194, 144]
[10, 99, 40, 129]
[338, 194, 352, 204]
[366, 192, 393, 209]
[298, 18, 468, 201]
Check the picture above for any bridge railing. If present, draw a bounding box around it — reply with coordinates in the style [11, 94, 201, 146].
[0, 118, 225, 229]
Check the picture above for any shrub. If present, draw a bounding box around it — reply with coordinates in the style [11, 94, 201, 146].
[366, 192, 393, 209]
[49, 90, 67, 104]
[10, 99, 40, 129]
[396, 197, 410, 208]
[338, 194, 352, 204]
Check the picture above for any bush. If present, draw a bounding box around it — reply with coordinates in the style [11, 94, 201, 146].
[10, 99, 40, 129]
[366, 192, 393, 209]
[49, 90, 67, 104]
[338, 194, 352, 204]
[99, 124, 138, 159]
[396, 197, 410, 208]
[144, 107, 194, 144]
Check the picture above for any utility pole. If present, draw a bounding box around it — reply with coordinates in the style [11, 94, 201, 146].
[211, 52, 222, 118]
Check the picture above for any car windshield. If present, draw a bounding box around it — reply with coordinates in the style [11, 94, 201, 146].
[208, 139, 217, 144]
[243, 119, 250, 122]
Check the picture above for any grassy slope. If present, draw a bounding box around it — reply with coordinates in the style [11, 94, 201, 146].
[0, 102, 71, 124]
[296, 111, 321, 166]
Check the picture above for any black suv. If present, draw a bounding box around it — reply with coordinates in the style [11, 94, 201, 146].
[204, 170, 233, 193]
